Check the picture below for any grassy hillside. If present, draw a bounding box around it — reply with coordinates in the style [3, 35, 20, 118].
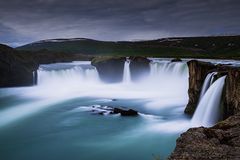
[16, 36, 240, 59]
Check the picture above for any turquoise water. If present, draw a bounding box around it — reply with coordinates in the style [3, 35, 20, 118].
[0, 61, 190, 160]
[0, 90, 189, 160]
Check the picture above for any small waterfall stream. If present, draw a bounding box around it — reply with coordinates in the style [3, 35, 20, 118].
[191, 76, 226, 127]
[199, 72, 217, 99]
[123, 58, 131, 84]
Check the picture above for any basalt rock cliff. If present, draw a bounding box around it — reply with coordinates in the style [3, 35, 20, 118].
[91, 57, 126, 83]
[170, 60, 240, 160]
[129, 56, 150, 82]
[169, 114, 240, 160]
[184, 60, 217, 115]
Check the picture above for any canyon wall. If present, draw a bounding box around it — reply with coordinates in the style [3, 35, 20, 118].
[170, 60, 240, 159]
[184, 60, 216, 115]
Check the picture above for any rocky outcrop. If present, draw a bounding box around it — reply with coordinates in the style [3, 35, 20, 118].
[184, 60, 240, 117]
[0, 44, 38, 87]
[170, 60, 240, 160]
[91, 57, 126, 83]
[113, 108, 138, 116]
[129, 56, 150, 81]
[184, 60, 217, 115]
[90, 105, 138, 116]
[223, 68, 240, 119]
[169, 114, 240, 160]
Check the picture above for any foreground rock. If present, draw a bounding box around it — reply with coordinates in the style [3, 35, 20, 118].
[91, 57, 125, 83]
[169, 114, 240, 160]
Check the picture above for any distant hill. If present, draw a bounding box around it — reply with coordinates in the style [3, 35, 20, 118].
[16, 36, 240, 58]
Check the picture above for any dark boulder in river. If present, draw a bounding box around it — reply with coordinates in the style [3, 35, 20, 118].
[113, 108, 138, 116]
[129, 56, 150, 82]
[91, 57, 126, 83]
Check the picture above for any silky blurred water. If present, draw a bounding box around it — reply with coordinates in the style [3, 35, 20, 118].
[0, 60, 190, 160]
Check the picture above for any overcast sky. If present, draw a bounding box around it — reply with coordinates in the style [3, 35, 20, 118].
[0, 0, 240, 47]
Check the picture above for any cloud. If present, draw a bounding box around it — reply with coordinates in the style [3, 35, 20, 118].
[0, 0, 240, 46]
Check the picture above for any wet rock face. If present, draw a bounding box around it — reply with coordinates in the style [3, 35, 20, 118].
[91, 57, 126, 83]
[223, 68, 240, 119]
[184, 60, 217, 115]
[129, 56, 150, 82]
[169, 114, 240, 160]
[184, 60, 240, 118]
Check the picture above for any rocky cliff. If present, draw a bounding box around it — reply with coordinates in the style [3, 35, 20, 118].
[91, 57, 126, 83]
[223, 68, 240, 119]
[170, 60, 240, 159]
[169, 114, 240, 160]
[184, 60, 217, 115]
[129, 56, 150, 82]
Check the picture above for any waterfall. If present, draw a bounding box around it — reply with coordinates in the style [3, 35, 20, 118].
[191, 76, 226, 127]
[32, 71, 37, 85]
[199, 72, 217, 99]
[150, 60, 188, 77]
[123, 59, 131, 83]
[37, 62, 99, 86]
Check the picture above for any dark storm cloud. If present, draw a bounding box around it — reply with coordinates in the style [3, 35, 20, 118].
[0, 0, 240, 46]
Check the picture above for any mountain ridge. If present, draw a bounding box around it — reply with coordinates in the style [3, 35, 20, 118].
[16, 35, 240, 58]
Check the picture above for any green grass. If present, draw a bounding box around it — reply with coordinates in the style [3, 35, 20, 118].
[16, 36, 240, 59]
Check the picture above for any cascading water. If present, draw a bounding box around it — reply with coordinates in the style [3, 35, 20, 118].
[150, 60, 188, 77]
[0, 59, 196, 160]
[199, 72, 217, 99]
[123, 58, 131, 83]
[191, 76, 226, 127]
[37, 62, 100, 86]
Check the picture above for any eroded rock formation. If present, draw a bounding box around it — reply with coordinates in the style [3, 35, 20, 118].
[223, 68, 240, 118]
[169, 114, 240, 160]
[91, 57, 126, 83]
[129, 56, 150, 81]
[170, 60, 240, 160]
[184, 60, 217, 115]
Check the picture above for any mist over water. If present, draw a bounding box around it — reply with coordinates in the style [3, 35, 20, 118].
[0, 59, 226, 160]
